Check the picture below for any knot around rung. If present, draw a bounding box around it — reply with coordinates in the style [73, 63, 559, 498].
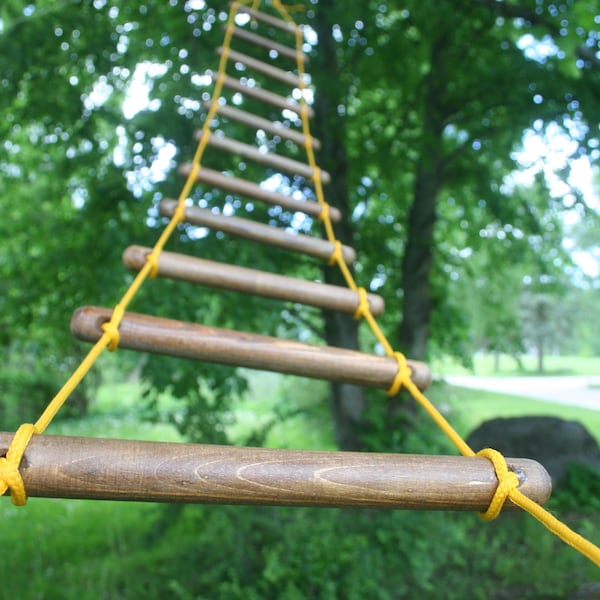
[477, 447, 521, 521]
[386, 352, 413, 396]
[101, 304, 125, 351]
[0, 423, 36, 506]
[353, 287, 370, 320]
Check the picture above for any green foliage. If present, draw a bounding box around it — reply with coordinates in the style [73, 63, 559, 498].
[552, 463, 600, 512]
[2, 499, 598, 599]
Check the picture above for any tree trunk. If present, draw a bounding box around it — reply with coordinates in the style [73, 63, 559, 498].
[312, 2, 365, 450]
[398, 37, 448, 361]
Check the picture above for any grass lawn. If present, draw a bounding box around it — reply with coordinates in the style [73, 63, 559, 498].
[432, 353, 600, 377]
[429, 382, 600, 443]
[2, 370, 600, 598]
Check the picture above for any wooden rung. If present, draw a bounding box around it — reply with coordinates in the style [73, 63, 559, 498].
[230, 26, 304, 63]
[214, 73, 313, 118]
[205, 101, 321, 150]
[123, 246, 385, 316]
[178, 165, 333, 219]
[218, 46, 303, 88]
[71, 306, 431, 391]
[159, 199, 355, 264]
[203, 134, 330, 184]
[232, 3, 298, 36]
[0, 433, 552, 510]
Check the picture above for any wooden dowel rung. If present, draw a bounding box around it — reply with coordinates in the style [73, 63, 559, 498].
[160, 199, 354, 263]
[123, 246, 385, 316]
[205, 101, 321, 149]
[232, 3, 299, 36]
[0, 433, 552, 509]
[230, 26, 304, 63]
[219, 46, 303, 88]
[70, 307, 431, 391]
[214, 74, 313, 118]
[203, 134, 330, 184]
[178, 165, 333, 219]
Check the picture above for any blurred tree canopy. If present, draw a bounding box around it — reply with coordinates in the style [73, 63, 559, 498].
[0, 0, 599, 447]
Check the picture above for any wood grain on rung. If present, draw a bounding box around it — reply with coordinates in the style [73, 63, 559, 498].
[218, 46, 302, 88]
[123, 245, 385, 316]
[232, 3, 298, 35]
[230, 26, 304, 63]
[214, 74, 313, 118]
[159, 199, 354, 263]
[71, 307, 431, 391]
[203, 134, 330, 184]
[0, 433, 552, 509]
[177, 166, 332, 219]
[204, 101, 321, 149]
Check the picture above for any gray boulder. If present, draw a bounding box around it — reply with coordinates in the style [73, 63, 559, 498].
[466, 416, 600, 487]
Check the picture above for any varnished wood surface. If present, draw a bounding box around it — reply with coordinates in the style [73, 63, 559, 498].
[70, 307, 431, 391]
[159, 199, 354, 263]
[123, 246, 385, 316]
[0, 433, 552, 509]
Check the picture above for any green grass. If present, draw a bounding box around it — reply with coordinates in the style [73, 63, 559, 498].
[429, 382, 600, 444]
[47, 381, 183, 443]
[3, 367, 600, 598]
[432, 353, 600, 377]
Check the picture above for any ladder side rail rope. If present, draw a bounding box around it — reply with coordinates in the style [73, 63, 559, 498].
[0, 432, 552, 510]
[70, 307, 431, 391]
[123, 246, 385, 316]
[159, 199, 355, 263]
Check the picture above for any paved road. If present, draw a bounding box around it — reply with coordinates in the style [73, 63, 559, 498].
[444, 375, 600, 411]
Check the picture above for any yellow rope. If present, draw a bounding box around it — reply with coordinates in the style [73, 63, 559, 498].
[2, 0, 599, 570]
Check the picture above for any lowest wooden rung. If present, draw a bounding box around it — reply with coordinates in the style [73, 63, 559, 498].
[0, 432, 552, 510]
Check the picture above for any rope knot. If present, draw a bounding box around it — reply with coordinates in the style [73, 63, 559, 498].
[386, 352, 412, 396]
[318, 203, 330, 224]
[353, 287, 370, 320]
[0, 423, 36, 506]
[101, 305, 125, 352]
[477, 447, 521, 521]
[327, 240, 343, 267]
[145, 251, 159, 279]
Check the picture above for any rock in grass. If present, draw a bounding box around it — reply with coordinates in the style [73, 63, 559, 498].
[466, 416, 600, 487]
